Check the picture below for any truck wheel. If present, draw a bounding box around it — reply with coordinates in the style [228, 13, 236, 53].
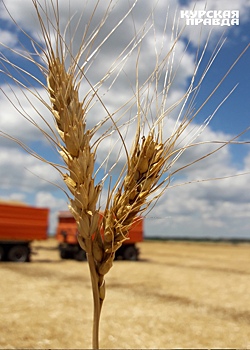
[123, 245, 138, 261]
[60, 249, 68, 259]
[0, 246, 4, 261]
[8, 245, 30, 262]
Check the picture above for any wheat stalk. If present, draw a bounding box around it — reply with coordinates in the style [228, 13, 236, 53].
[46, 46, 108, 350]
[45, 57, 179, 346]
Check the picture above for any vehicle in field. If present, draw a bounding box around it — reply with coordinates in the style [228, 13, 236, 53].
[56, 211, 143, 261]
[0, 201, 49, 262]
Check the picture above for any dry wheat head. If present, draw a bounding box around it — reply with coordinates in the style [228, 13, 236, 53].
[47, 57, 102, 249]
[97, 132, 174, 276]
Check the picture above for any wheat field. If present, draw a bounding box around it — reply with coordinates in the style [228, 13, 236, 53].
[0, 238, 250, 349]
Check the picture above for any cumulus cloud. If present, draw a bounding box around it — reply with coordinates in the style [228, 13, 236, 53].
[0, 147, 62, 192]
[0, 147, 67, 233]
[0, 84, 55, 145]
[146, 167, 250, 238]
[0, 29, 18, 47]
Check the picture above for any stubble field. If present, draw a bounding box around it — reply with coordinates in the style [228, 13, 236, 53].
[0, 238, 250, 349]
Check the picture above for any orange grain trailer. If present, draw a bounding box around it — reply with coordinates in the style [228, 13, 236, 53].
[56, 211, 143, 261]
[0, 202, 49, 262]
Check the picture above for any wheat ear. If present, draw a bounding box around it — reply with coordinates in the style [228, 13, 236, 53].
[47, 56, 105, 347]
[96, 134, 160, 269]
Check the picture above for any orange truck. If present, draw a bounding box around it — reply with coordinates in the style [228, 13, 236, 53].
[0, 201, 49, 262]
[56, 211, 144, 261]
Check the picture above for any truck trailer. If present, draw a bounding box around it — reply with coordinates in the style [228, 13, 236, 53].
[56, 211, 143, 261]
[0, 201, 49, 262]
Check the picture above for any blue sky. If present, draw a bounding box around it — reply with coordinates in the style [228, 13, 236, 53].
[0, 0, 249, 239]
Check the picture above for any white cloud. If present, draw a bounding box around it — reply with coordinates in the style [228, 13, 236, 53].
[0, 147, 68, 233]
[0, 147, 62, 192]
[0, 84, 55, 146]
[0, 29, 18, 47]
[145, 168, 250, 239]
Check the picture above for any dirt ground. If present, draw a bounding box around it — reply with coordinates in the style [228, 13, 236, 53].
[0, 238, 250, 349]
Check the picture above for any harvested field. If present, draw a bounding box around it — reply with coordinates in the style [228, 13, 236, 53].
[0, 238, 250, 349]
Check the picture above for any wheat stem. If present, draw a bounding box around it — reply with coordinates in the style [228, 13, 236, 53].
[86, 239, 102, 349]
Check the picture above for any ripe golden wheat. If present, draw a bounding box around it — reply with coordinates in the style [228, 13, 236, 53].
[45, 51, 176, 349]
[0, 0, 249, 349]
